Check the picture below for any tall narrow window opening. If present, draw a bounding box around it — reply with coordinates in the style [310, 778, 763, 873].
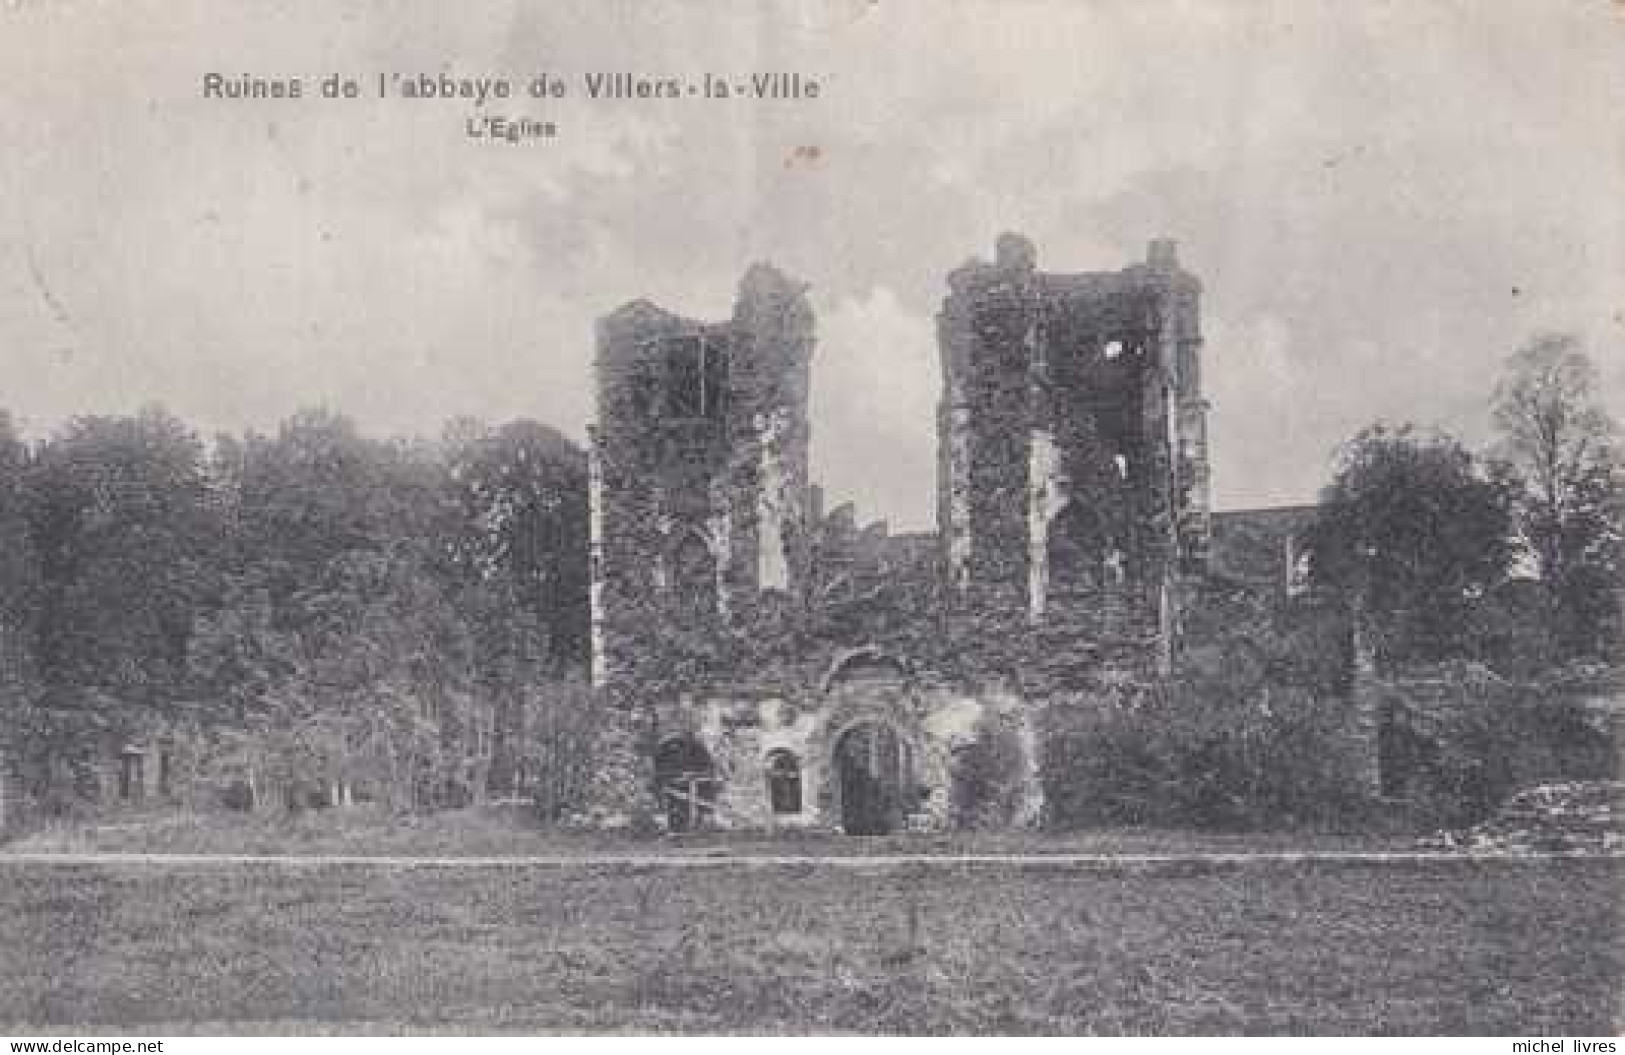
[663, 336, 728, 420]
[766, 749, 802, 814]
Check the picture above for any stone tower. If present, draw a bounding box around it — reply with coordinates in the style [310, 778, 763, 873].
[588, 265, 815, 689]
[937, 235, 1210, 679]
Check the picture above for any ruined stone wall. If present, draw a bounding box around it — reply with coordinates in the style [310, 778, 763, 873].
[1367, 663, 1619, 806]
[937, 234, 1039, 613]
[641, 668, 1042, 834]
[583, 241, 1211, 832]
[936, 235, 1210, 685]
[589, 265, 814, 694]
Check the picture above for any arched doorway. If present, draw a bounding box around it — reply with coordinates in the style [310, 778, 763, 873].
[655, 736, 717, 832]
[835, 721, 910, 835]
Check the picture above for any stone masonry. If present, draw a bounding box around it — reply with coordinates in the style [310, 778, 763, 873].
[937, 234, 1210, 681]
[580, 237, 1359, 834]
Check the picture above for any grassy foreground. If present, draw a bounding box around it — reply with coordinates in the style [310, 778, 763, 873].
[0, 856, 1617, 1034]
[3, 804, 1417, 857]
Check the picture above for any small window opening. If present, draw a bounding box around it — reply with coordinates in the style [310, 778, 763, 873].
[118, 750, 145, 803]
[766, 750, 802, 815]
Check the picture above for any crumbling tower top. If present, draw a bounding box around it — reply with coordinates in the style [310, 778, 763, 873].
[1147, 238, 1179, 270]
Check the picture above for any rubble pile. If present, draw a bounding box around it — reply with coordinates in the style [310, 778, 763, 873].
[1424, 781, 1624, 853]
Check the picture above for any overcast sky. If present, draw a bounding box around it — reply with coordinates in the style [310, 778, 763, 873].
[2, 0, 1620, 528]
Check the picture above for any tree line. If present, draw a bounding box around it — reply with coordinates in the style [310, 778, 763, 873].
[0, 408, 595, 816]
[0, 333, 1618, 824]
[1307, 334, 1622, 675]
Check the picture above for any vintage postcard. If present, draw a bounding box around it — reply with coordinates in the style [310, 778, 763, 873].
[0, 0, 1620, 1039]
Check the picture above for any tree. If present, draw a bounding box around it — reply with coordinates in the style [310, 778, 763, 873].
[189, 410, 472, 810]
[188, 547, 480, 812]
[441, 418, 591, 807]
[219, 409, 458, 600]
[1305, 425, 1515, 669]
[27, 408, 217, 738]
[1490, 334, 1622, 658]
[186, 411, 595, 814]
[0, 412, 41, 757]
[441, 417, 589, 668]
[2, 407, 221, 807]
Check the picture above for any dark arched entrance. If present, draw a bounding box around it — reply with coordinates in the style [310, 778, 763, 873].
[655, 736, 717, 832]
[835, 721, 909, 836]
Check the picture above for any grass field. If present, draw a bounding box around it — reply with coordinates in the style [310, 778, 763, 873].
[0, 856, 1617, 1035]
[3, 804, 1418, 857]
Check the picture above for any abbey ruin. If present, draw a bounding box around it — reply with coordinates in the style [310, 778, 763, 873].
[581, 236, 1362, 834]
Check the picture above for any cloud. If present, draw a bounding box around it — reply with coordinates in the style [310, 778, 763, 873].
[0, 0, 1619, 527]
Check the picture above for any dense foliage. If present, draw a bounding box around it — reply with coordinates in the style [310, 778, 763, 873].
[1304, 424, 1517, 669]
[0, 407, 593, 817]
[1490, 334, 1623, 660]
[1043, 593, 1371, 831]
[1373, 663, 1616, 826]
[1299, 337, 1621, 676]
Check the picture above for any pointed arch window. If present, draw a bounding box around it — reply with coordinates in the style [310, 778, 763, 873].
[1047, 500, 1107, 597]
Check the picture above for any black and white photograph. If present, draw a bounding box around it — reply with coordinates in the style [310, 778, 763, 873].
[0, 0, 1621, 1038]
